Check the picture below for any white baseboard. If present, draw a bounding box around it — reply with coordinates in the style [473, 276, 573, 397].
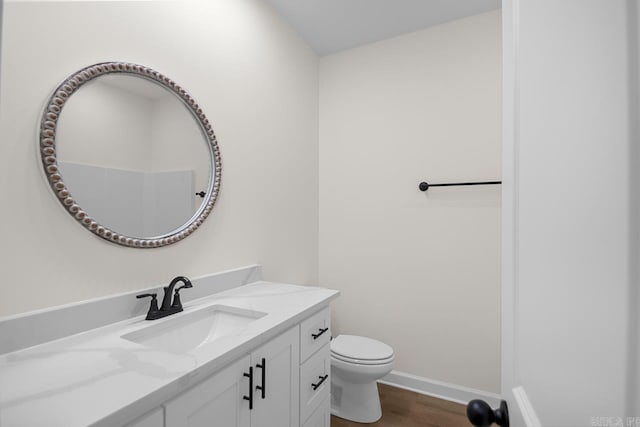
[379, 370, 502, 408]
[513, 386, 542, 427]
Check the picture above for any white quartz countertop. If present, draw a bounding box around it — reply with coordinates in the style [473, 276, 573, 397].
[0, 281, 339, 427]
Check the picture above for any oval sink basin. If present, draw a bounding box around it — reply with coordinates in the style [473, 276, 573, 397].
[122, 305, 266, 354]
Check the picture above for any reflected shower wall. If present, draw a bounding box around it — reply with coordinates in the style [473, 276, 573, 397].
[59, 162, 194, 238]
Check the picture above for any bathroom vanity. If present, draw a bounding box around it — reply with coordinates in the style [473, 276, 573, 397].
[0, 266, 338, 427]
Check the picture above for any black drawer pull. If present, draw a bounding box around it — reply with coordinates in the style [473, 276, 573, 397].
[256, 358, 266, 399]
[243, 367, 253, 410]
[311, 374, 328, 391]
[312, 327, 329, 340]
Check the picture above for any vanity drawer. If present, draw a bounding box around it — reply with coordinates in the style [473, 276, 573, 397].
[300, 343, 330, 423]
[302, 394, 330, 427]
[300, 307, 331, 362]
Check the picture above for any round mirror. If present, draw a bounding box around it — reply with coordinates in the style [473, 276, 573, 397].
[39, 62, 221, 248]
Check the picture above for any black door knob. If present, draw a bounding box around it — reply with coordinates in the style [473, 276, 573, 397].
[466, 399, 509, 427]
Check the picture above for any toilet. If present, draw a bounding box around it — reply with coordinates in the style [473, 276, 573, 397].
[330, 335, 395, 423]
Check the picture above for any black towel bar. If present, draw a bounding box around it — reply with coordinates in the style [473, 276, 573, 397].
[418, 181, 501, 191]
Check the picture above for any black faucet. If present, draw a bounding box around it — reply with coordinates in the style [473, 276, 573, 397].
[137, 276, 193, 320]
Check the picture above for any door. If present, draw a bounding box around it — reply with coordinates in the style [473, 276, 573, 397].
[251, 326, 300, 427]
[164, 355, 251, 427]
[473, 1, 638, 426]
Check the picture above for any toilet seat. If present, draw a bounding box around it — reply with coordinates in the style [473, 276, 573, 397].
[330, 335, 394, 365]
[331, 351, 394, 365]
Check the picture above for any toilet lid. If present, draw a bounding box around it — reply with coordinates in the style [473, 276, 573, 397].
[331, 351, 394, 365]
[330, 335, 394, 361]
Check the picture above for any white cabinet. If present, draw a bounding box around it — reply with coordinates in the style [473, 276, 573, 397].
[300, 308, 331, 363]
[164, 326, 300, 427]
[161, 308, 330, 427]
[165, 355, 251, 427]
[302, 396, 330, 427]
[299, 343, 330, 423]
[298, 308, 331, 426]
[251, 326, 300, 427]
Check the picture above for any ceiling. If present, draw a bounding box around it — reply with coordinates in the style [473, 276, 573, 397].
[263, 0, 501, 55]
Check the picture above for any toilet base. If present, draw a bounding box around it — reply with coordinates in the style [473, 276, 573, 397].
[330, 375, 382, 423]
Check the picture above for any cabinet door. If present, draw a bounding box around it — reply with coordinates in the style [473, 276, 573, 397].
[165, 355, 251, 427]
[302, 395, 330, 427]
[300, 343, 330, 424]
[251, 326, 300, 427]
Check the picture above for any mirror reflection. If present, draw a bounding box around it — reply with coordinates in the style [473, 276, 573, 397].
[55, 74, 211, 239]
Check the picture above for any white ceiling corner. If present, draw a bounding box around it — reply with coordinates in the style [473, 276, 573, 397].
[263, 0, 501, 55]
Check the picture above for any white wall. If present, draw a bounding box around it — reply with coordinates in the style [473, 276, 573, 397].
[151, 94, 210, 211]
[0, 0, 319, 316]
[319, 11, 502, 393]
[502, 0, 638, 424]
[56, 79, 154, 170]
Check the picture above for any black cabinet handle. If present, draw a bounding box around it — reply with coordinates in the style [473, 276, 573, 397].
[243, 367, 253, 410]
[312, 327, 329, 340]
[311, 374, 328, 391]
[256, 358, 266, 399]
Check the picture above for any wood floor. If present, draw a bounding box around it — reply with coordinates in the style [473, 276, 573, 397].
[330, 383, 469, 427]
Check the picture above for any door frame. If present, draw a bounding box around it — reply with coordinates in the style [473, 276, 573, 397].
[500, 1, 542, 425]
